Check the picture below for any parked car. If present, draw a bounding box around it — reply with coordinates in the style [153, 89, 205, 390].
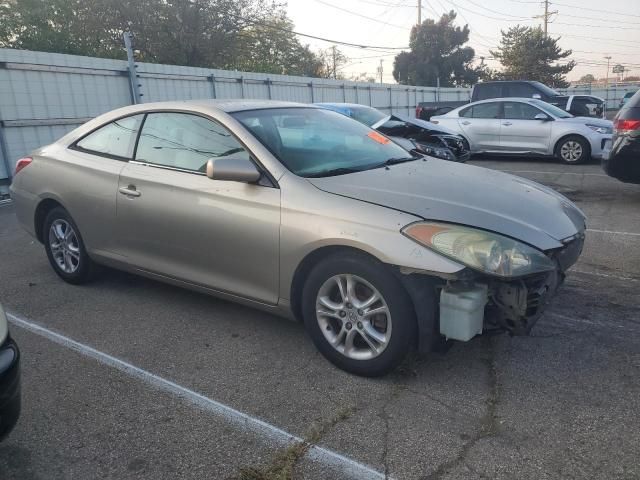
[603, 90, 640, 183]
[0, 303, 20, 441]
[430, 98, 613, 164]
[316, 103, 470, 162]
[11, 100, 586, 376]
[619, 91, 637, 109]
[416, 80, 605, 121]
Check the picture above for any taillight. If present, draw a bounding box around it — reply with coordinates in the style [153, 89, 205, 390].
[614, 119, 640, 133]
[14, 157, 32, 175]
[416, 106, 423, 118]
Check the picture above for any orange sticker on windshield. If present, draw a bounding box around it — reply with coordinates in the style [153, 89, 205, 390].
[367, 131, 390, 144]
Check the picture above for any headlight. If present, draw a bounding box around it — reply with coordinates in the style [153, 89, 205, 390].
[586, 124, 612, 135]
[420, 145, 454, 160]
[402, 222, 556, 278]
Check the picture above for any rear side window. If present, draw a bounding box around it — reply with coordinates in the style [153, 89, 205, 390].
[75, 115, 144, 159]
[505, 83, 537, 98]
[473, 83, 502, 101]
[463, 102, 501, 119]
[135, 112, 248, 173]
[503, 102, 543, 120]
[625, 90, 640, 108]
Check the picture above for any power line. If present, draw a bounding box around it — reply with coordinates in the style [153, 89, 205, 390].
[311, 0, 411, 30]
[551, 0, 640, 19]
[227, 12, 410, 50]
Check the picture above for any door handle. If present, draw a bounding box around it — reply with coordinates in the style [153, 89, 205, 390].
[461, 121, 471, 125]
[502, 122, 513, 126]
[118, 185, 141, 197]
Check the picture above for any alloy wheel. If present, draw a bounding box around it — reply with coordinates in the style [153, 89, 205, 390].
[560, 141, 583, 163]
[315, 274, 392, 360]
[48, 219, 81, 273]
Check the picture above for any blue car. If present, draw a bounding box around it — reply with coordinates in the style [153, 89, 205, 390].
[316, 103, 470, 162]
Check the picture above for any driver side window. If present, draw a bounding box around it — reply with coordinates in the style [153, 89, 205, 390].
[135, 113, 249, 173]
[503, 102, 544, 120]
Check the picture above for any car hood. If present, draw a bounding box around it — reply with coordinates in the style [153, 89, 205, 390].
[308, 159, 586, 251]
[373, 114, 460, 136]
[559, 116, 613, 128]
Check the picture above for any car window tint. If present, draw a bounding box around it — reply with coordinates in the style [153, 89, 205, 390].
[506, 83, 537, 98]
[136, 113, 248, 172]
[503, 102, 542, 120]
[474, 83, 502, 100]
[471, 102, 501, 119]
[350, 106, 387, 126]
[76, 115, 143, 159]
[459, 106, 473, 118]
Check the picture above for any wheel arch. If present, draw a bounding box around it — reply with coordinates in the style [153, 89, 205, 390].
[34, 197, 66, 243]
[289, 245, 380, 322]
[553, 133, 591, 158]
[289, 244, 444, 354]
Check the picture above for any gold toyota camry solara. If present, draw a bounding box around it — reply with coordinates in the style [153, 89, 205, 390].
[10, 100, 586, 376]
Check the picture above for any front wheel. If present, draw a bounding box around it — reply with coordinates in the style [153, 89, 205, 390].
[302, 253, 416, 377]
[556, 136, 590, 164]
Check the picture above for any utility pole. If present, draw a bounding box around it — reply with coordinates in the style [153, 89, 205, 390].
[533, 0, 557, 36]
[604, 56, 612, 89]
[417, 0, 422, 26]
[331, 45, 337, 80]
[377, 59, 383, 84]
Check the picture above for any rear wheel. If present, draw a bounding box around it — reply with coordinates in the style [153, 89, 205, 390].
[43, 207, 96, 284]
[556, 135, 590, 164]
[302, 252, 416, 376]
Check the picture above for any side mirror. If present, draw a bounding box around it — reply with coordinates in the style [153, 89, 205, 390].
[206, 156, 261, 183]
[534, 113, 551, 121]
[532, 93, 542, 100]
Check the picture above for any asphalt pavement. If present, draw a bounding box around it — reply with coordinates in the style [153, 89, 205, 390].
[0, 156, 638, 480]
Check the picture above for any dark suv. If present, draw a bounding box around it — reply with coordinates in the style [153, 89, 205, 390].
[603, 90, 640, 183]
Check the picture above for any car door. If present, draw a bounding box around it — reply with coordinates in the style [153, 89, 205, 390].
[457, 102, 502, 151]
[500, 101, 552, 154]
[115, 112, 281, 305]
[66, 114, 144, 254]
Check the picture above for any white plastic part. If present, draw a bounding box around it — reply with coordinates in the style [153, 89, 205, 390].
[439, 284, 488, 341]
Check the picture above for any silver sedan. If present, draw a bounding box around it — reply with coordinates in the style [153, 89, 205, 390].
[10, 100, 586, 376]
[431, 97, 613, 164]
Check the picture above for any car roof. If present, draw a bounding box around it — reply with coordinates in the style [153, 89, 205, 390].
[463, 97, 539, 106]
[316, 102, 375, 109]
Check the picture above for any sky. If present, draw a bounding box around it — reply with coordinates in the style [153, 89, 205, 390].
[285, 0, 640, 84]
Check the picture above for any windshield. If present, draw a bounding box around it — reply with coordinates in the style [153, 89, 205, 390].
[530, 99, 573, 119]
[349, 106, 387, 127]
[232, 107, 415, 177]
[531, 81, 560, 97]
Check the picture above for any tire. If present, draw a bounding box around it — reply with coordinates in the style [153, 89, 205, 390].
[301, 252, 417, 377]
[556, 135, 590, 165]
[43, 207, 96, 284]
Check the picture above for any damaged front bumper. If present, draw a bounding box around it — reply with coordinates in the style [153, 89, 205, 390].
[442, 231, 585, 339]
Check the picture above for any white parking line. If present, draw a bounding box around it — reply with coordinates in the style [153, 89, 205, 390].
[587, 228, 640, 237]
[571, 269, 639, 283]
[7, 312, 388, 480]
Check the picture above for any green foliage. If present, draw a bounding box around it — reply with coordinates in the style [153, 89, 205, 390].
[392, 11, 480, 87]
[0, 0, 334, 76]
[579, 74, 596, 84]
[491, 25, 575, 88]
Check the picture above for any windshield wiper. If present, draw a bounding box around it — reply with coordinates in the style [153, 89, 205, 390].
[370, 155, 421, 169]
[305, 167, 364, 178]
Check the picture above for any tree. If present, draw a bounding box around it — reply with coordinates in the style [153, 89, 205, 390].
[491, 25, 575, 88]
[317, 46, 348, 79]
[392, 11, 480, 87]
[234, 15, 323, 76]
[0, 0, 315, 72]
[579, 74, 596, 84]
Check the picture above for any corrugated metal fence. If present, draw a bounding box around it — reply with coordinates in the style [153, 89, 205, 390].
[0, 48, 470, 187]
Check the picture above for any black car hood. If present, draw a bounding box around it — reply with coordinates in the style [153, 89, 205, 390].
[373, 114, 459, 136]
[308, 159, 586, 251]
